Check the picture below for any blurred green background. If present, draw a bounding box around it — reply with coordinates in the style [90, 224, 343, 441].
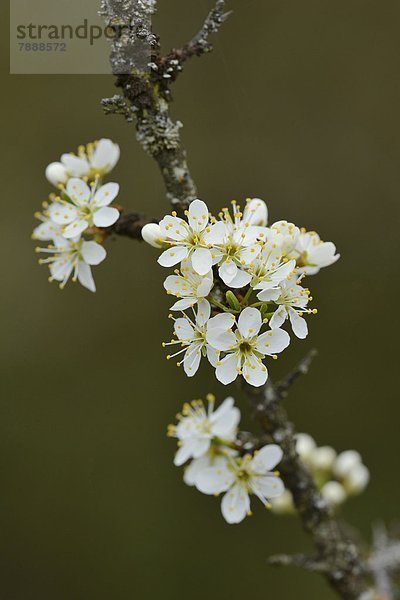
[2, 0, 400, 598]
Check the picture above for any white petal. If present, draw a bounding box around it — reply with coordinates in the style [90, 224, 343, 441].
[170, 298, 196, 311]
[93, 206, 120, 228]
[203, 221, 226, 245]
[50, 259, 73, 282]
[195, 458, 235, 495]
[219, 261, 238, 284]
[91, 139, 120, 171]
[269, 305, 287, 329]
[251, 445, 283, 473]
[221, 484, 250, 524]
[66, 178, 91, 206]
[206, 346, 220, 367]
[61, 154, 90, 177]
[81, 241, 107, 265]
[159, 216, 188, 241]
[196, 273, 214, 297]
[196, 299, 211, 326]
[183, 346, 202, 377]
[174, 442, 195, 467]
[251, 475, 285, 501]
[227, 269, 252, 289]
[242, 356, 268, 387]
[158, 246, 189, 267]
[256, 328, 290, 355]
[256, 287, 281, 302]
[206, 329, 237, 352]
[237, 307, 262, 338]
[191, 248, 212, 276]
[188, 199, 209, 232]
[174, 318, 194, 341]
[62, 219, 88, 239]
[77, 261, 96, 292]
[93, 182, 120, 207]
[215, 354, 239, 385]
[48, 202, 78, 225]
[32, 220, 60, 241]
[212, 406, 240, 437]
[271, 259, 296, 282]
[239, 244, 261, 265]
[183, 456, 210, 487]
[208, 312, 236, 331]
[289, 307, 308, 339]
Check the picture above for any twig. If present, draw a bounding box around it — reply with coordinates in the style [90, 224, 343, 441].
[100, 0, 231, 212]
[276, 349, 318, 396]
[240, 359, 370, 599]
[106, 210, 157, 240]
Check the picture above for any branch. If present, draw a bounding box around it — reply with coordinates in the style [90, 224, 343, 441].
[101, 0, 231, 212]
[162, 1, 232, 79]
[106, 210, 157, 240]
[240, 359, 371, 599]
[369, 523, 400, 599]
[276, 349, 318, 396]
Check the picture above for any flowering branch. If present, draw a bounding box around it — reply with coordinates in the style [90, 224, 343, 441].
[31, 3, 384, 600]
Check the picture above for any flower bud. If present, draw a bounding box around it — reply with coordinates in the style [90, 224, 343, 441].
[45, 162, 68, 187]
[270, 489, 295, 515]
[226, 291, 241, 311]
[245, 198, 268, 226]
[141, 223, 163, 248]
[308, 446, 337, 472]
[344, 464, 370, 495]
[295, 433, 316, 462]
[321, 481, 347, 507]
[333, 450, 361, 479]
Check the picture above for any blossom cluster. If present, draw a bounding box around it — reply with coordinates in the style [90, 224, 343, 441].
[270, 433, 370, 514]
[168, 394, 285, 524]
[32, 139, 121, 292]
[143, 198, 339, 387]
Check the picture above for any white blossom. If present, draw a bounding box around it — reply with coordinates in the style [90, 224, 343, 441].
[163, 258, 213, 310]
[48, 178, 120, 239]
[164, 300, 234, 377]
[36, 237, 106, 292]
[266, 220, 300, 254]
[32, 214, 63, 242]
[264, 276, 314, 339]
[169, 396, 240, 466]
[290, 230, 340, 275]
[207, 307, 290, 387]
[204, 202, 266, 288]
[158, 199, 215, 275]
[195, 444, 285, 524]
[46, 139, 120, 186]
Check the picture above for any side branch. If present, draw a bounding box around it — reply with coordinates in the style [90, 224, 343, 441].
[241, 364, 371, 599]
[101, 0, 231, 212]
[106, 210, 157, 240]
